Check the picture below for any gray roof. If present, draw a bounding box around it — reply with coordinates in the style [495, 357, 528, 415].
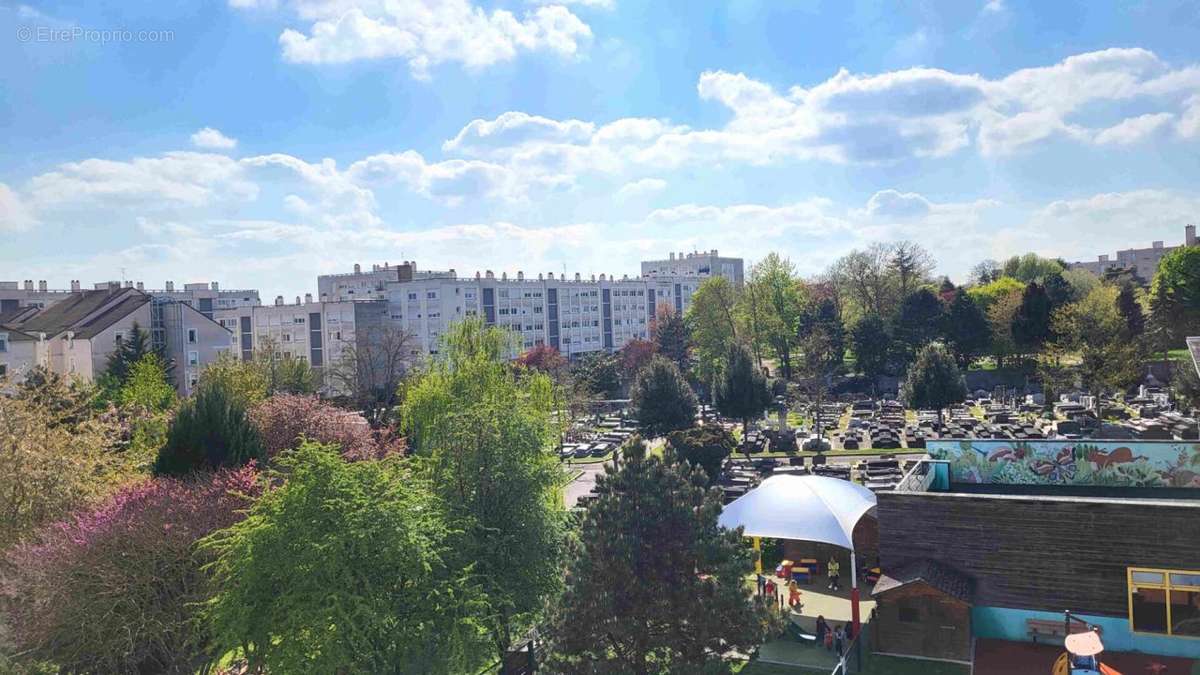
[872, 559, 975, 604]
[14, 288, 150, 340]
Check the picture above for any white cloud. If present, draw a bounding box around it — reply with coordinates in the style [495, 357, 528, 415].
[235, 0, 593, 77]
[981, 0, 1005, 13]
[863, 189, 932, 219]
[1024, 190, 1200, 261]
[443, 111, 595, 157]
[0, 183, 37, 231]
[1092, 113, 1174, 145]
[1178, 95, 1200, 139]
[615, 178, 666, 200]
[190, 127, 239, 150]
[26, 152, 257, 210]
[526, 0, 612, 8]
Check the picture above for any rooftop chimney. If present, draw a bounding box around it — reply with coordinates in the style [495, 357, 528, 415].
[275, 295, 284, 306]
[124, 280, 133, 288]
[575, 273, 581, 282]
[38, 280, 48, 291]
[295, 296, 301, 305]
[23, 280, 32, 291]
[136, 282, 144, 291]
[211, 281, 219, 291]
[669, 252, 675, 260]
[1186, 224, 1196, 246]
[476, 271, 481, 279]
[354, 263, 361, 274]
[486, 270, 495, 279]
[548, 272, 554, 280]
[502, 272, 507, 281]
[70, 280, 80, 292]
[1153, 240, 1164, 249]
[165, 281, 175, 292]
[517, 271, 524, 281]
[305, 293, 312, 304]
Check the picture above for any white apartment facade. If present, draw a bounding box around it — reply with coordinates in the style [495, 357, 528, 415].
[213, 295, 389, 395]
[1067, 224, 1197, 281]
[641, 249, 745, 287]
[382, 260, 736, 359]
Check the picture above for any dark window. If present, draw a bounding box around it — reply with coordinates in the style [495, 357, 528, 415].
[898, 603, 920, 623]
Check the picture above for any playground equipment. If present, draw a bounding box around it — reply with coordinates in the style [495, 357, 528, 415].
[1051, 612, 1121, 675]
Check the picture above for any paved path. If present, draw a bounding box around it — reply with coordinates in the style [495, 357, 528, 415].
[564, 462, 609, 508]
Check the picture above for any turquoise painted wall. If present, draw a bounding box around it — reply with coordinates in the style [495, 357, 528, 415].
[926, 439, 1200, 488]
[971, 606, 1200, 659]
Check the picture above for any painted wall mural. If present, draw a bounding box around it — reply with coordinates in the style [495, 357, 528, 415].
[926, 439, 1200, 488]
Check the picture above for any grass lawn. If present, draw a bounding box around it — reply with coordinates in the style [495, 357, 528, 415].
[732, 661, 808, 674]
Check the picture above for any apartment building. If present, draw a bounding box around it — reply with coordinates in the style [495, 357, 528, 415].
[317, 260, 454, 302]
[213, 295, 389, 396]
[0, 279, 260, 320]
[383, 265, 725, 358]
[1067, 224, 1197, 281]
[0, 287, 231, 395]
[641, 249, 745, 287]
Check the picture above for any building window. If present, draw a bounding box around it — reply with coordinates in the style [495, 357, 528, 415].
[187, 328, 197, 344]
[1129, 567, 1200, 637]
[187, 350, 199, 366]
[0, 334, 7, 353]
[0, 364, 6, 377]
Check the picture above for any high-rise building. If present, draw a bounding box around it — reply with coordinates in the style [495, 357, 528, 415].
[1067, 224, 1197, 281]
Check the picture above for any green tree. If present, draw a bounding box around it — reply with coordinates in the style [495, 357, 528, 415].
[966, 275, 1025, 314]
[1148, 246, 1200, 345]
[202, 443, 487, 674]
[1171, 359, 1200, 410]
[665, 425, 736, 484]
[1011, 282, 1054, 356]
[851, 314, 892, 379]
[153, 382, 265, 477]
[687, 276, 741, 393]
[630, 355, 699, 437]
[1053, 286, 1142, 419]
[653, 305, 691, 373]
[892, 289, 944, 366]
[890, 241, 935, 299]
[900, 343, 966, 423]
[401, 318, 566, 662]
[797, 298, 845, 369]
[744, 254, 806, 379]
[1002, 253, 1065, 283]
[1116, 282, 1146, 340]
[986, 288, 1023, 368]
[196, 352, 270, 408]
[572, 351, 622, 399]
[118, 353, 176, 412]
[714, 343, 772, 440]
[104, 323, 161, 385]
[548, 451, 771, 674]
[942, 290, 990, 369]
[14, 365, 97, 431]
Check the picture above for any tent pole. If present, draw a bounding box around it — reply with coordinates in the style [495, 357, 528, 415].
[753, 537, 762, 574]
[850, 549, 861, 636]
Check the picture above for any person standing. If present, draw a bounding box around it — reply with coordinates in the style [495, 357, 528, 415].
[788, 579, 802, 609]
[827, 555, 841, 591]
[834, 624, 846, 656]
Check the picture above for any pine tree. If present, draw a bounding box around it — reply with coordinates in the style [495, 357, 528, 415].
[901, 343, 966, 423]
[630, 355, 698, 437]
[548, 451, 772, 673]
[653, 305, 691, 373]
[942, 291, 990, 369]
[1116, 282, 1146, 339]
[714, 343, 772, 439]
[153, 383, 265, 476]
[105, 323, 154, 384]
[1012, 282, 1054, 355]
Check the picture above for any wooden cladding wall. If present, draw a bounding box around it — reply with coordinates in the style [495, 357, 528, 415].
[876, 492, 1200, 617]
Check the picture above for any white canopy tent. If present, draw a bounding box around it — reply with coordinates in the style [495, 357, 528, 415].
[718, 474, 877, 548]
[718, 474, 878, 633]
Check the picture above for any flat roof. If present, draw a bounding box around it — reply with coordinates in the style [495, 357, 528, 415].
[946, 482, 1200, 502]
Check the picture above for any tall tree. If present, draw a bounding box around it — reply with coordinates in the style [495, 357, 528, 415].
[665, 425, 736, 485]
[516, 343, 569, 376]
[652, 304, 690, 373]
[1052, 286, 1142, 419]
[400, 318, 565, 662]
[617, 339, 656, 382]
[1042, 271, 1075, 308]
[829, 243, 901, 319]
[986, 288, 1023, 369]
[744, 253, 805, 379]
[970, 259, 1001, 285]
[890, 241, 935, 299]
[104, 322, 155, 384]
[714, 343, 772, 440]
[117, 353, 176, 413]
[327, 323, 418, 427]
[1011, 282, 1054, 356]
[1002, 253, 1065, 283]
[630, 355, 699, 437]
[900, 343, 967, 423]
[1148, 246, 1200, 345]
[797, 297, 845, 369]
[687, 275, 741, 392]
[1116, 282, 1146, 340]
[893, 289, 944, 366]
[851, 314, 892, 380]
[548, 451, 771, 673]
[572, 351, 622, 399]
[941, 291, 990, 369]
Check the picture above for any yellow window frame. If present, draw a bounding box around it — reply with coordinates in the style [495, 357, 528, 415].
[1127, 566, 1200, 638]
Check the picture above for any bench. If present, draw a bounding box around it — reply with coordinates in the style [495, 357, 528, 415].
[1027, 618, 1102, 643]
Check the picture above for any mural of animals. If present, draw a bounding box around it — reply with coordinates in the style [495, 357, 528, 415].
[927, 440, 1200, 488]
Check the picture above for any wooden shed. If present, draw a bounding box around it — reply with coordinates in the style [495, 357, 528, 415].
[871, 559, 974, 662]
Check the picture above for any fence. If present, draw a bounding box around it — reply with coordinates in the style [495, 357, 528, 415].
[831, 620, 871, 675]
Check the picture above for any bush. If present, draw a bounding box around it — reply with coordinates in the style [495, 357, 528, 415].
[248, 394, 404, 461]
[666, 425, 735, 484]
[154, 384, 265, 476]
[0, 467, 261, 674]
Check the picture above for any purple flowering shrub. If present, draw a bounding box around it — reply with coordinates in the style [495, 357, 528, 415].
[0, 466, 261, 674]
[248, 394, 405, 461]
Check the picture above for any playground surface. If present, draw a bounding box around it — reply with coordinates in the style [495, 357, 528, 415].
[973, 638, 1200, 675]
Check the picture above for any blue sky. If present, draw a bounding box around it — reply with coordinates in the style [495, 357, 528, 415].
[2, 0, 1199, 298]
